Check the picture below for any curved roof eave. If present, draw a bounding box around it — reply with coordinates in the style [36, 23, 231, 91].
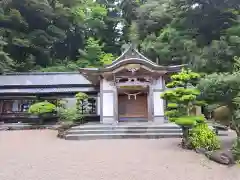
[104, 58, 161, 69]
[101, 60, 186, 73]
[106, 46, 159, 68]
[79, 62, 187, 74]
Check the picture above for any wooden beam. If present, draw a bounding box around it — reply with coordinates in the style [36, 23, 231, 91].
[0, 100, 3, 114]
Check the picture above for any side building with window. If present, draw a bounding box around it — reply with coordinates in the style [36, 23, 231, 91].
[0, 72, 100, 123]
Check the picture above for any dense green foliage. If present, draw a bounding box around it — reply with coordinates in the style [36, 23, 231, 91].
[57, 92, 88, 123]
[189, 123, 220, 151]
[198, 56, 240, 161]
[58, 107, 82, 122]
[232, 138, 240, 162]
[0, 0, 120, 72]
[28, 101, 56, 115]
[198, 72, 240, 106]
[0, 0, 239, 73]
[198, 58, 240, 137]
[75, 92, 88, 101]
[75, 92, 88, 115]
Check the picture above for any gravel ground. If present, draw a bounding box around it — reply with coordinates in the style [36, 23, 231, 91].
[0, 130, 239, 180]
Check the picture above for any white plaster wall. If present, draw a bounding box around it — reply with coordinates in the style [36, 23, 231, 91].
[63, 98, 76, 108]
[102, 93, 114, 116]
[102, 79, 114, 91]
[102, 117, 115, 124]
[97, 95, 100, 115]
[153, 92, 164, 116]
[152, 76, 163, 89]
[12, 100, 19, 111]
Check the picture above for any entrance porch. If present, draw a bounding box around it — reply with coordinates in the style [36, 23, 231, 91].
[118, 91, 148, 122]
[99, 74, 165, 124]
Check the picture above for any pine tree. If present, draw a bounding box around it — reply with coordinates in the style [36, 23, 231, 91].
[161, 68, 205, 146]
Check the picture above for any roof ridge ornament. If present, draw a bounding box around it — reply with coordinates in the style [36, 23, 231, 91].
[125, 64, 140, 74]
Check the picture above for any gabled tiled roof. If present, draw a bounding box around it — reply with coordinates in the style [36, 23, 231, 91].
[79, 44, 186, 74]
[0, 87, 96, 94]
[110, 44, 156, 65]
[104, 44, 161, 69]
[0, 72, 91, 87]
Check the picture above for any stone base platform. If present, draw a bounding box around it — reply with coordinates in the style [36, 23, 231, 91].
[64, 122, 229, 140]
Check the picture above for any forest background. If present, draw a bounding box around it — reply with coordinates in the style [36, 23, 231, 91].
[0, 0, 239, 74]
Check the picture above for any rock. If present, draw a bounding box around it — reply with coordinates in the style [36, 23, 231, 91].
[0, 127, 9, 131]
[57, 128, 66, 139]
[57, 122, 75, 131]
[56, 122, 76, 139]
[181, 137, 193, 150]
[206, 150, 235, 165]
[195, 148, 207, 154]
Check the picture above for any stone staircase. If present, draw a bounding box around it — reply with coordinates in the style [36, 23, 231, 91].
[64, 122, 229, 140]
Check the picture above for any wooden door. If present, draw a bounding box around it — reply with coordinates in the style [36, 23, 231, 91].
[118, 94, 148, 118]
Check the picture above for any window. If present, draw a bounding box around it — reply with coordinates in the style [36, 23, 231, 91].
[79, 97, 97, 115]
[2, 101, 13, 113]
[1, 100, 34, 113]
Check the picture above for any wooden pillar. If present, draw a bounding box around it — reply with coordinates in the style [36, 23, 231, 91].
[0, 100, 3, 114]
[147, 84, 153, 121]
[114, 86, 118, 123]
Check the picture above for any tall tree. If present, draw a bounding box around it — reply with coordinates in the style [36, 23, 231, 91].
[0, 36, 14, 73]
[0, 0, 239, 73]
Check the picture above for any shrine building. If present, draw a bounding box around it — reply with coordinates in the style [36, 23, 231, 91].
[0, 45, 185, 124]
[79, 45, 185, 124]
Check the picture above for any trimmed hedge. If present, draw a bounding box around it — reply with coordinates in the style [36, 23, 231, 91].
[28, 101, 56, 115]
[175, 115, 205, 127]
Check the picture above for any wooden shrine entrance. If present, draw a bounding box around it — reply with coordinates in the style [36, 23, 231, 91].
[79, 44, 185, 124]
[118, 92, 148, 121]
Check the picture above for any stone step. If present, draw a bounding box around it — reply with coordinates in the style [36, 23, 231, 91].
[0, 123, 33, 130]
[66, 128, 183, 135]
[65, 133, 183, 140]
[65, 131, 229, 140]
[64, 122, 229, 140]
[0, 123, 58, 130]
[70, 124, 181, 131]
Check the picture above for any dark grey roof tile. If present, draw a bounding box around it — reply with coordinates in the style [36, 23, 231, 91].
[0, 72, 91, 86]
[0, 87, 96, 94]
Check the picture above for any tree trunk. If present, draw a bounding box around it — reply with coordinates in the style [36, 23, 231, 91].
[228, 104, 240, 138]
[181, 126, 191, 149]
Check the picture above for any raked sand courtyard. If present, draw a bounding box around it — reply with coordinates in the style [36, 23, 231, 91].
[0, 130, 239, 180]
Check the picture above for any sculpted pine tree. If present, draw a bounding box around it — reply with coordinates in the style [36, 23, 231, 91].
[161, 68, 205, 146]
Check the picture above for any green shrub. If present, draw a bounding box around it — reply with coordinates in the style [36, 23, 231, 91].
[57, 107, 82, 122]
[75, 92, 88, 112]
[232, 138, 240, 162]
[189, 123, 220, 151]
[57, 99, 67, 108]
[57, 92, 88, 123]
[75, 92, 88, 100]
[28, 101, 56, 115]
